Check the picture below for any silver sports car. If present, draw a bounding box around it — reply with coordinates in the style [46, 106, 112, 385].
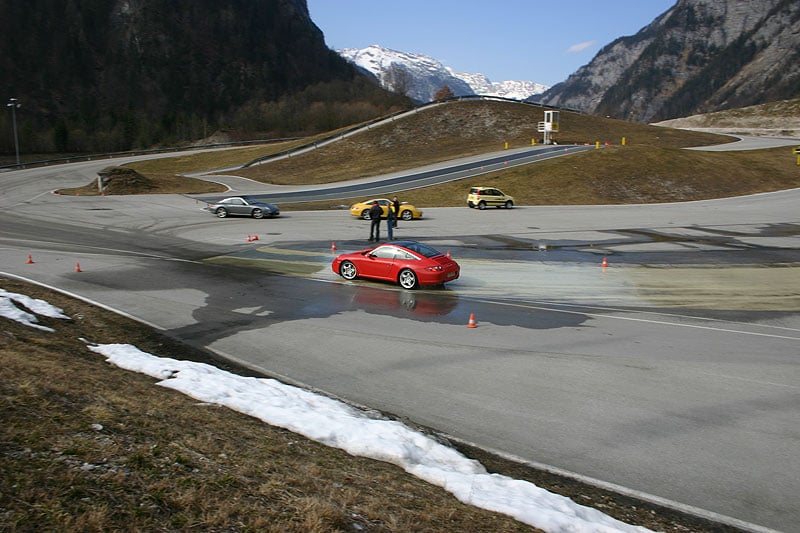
[205, 196, 280, 219]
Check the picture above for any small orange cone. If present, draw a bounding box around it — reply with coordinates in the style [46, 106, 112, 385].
[467, 313, 477, 328]
[251, 234, 259, 241]
[601, 257, 608, 268]
[26, 254, 34, 264]
[446, 250, 451, 258]
[331, 241, 337, 251]
[247, 234, 252, 242]
[75, 262, 82, 272]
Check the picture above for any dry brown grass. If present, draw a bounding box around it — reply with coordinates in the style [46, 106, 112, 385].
[232, 102, 799, 211]
[64, 99, 800, 212]
[656, 97, 800, 136]
[393, 144, 800, 207]
[56, 138, 319, 196]
[231, 101, 734, 186]
[266, 142, 800, 213]
[1, 277, 732, 532]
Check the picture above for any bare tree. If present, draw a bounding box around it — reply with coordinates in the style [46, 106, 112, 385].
[384, 64, 413, 97]
[433, 85, 454, 100]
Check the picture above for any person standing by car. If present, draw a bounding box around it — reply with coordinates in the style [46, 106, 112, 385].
[368, 201, 382, 241]
[392, 195, 400, 227]
[386, 204, 395, 240]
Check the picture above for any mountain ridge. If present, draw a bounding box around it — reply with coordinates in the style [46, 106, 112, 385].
[338, 45, 548, 103]
[533, 0, 800, 122]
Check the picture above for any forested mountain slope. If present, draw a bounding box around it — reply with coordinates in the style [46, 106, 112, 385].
[0, 0, 408, 154]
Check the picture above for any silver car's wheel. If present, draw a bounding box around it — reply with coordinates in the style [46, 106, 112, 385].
[505, 200, 514, 209]
[215, 207, 228, 218]
[340, 261, 358, 280]
[478, 201, 486, 210]
[252, 208, 264, 219]
[400, 209, 413, 221]
[361, 210, 371, 220]
[398, 268, 418, 289]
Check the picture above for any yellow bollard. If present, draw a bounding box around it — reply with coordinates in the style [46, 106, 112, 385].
[622, 136, 626, 146]
[504, 141, 509, 149]
[595, 141, 600, 150]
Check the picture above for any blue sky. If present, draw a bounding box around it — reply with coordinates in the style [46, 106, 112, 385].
[307, 0, 676, 87]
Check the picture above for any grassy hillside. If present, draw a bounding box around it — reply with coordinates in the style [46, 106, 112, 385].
[64, 99, 800, 207]
[231, 100, 734, 186]
[232, 100, 799, 210]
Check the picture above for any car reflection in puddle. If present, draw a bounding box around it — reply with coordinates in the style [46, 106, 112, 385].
[349, 284, 459, 318]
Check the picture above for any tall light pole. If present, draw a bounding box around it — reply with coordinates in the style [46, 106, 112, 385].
[6, 98, 21, 166]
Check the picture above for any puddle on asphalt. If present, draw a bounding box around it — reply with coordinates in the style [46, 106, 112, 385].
[203, 245, 333, 276]
[204, 245, 800, 312]
[454, 260, 800, 311]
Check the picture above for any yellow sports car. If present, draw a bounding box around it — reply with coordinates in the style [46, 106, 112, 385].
[349, 198, 423, 221]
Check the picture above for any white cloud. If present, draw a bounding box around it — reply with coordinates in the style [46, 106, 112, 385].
[566, 40, 596, 53]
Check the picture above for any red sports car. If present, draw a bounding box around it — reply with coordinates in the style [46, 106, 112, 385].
[332, 241, 460, 289]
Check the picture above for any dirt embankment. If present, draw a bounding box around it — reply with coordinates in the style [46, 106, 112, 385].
[654, 98, 800, 138]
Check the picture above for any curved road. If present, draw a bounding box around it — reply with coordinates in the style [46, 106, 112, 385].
[193, 144, 594, 202]
[0, 142, 798, 532]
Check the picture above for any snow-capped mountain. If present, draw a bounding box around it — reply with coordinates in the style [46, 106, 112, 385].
[338, 45, 548, 103]
[448, 70, 548, 102]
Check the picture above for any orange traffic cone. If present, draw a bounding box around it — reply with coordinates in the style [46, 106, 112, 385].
[26, 254, 34, 264]
[446, 250, 451, 258]
[467, 313, 477, 328]
[247, 234, 253, 242]
[601, 257, 608, 268]
[75, 262, 82, 272]
[331, 241, 337, 251]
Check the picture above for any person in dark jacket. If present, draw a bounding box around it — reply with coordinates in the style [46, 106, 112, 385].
[392, 195, 400, 228]
[368, 201, 382, 241]
[386, 204, 395, 240]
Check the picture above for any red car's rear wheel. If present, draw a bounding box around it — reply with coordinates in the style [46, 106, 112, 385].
[340, 261, 358, 280]
[398, 268, 418, 289]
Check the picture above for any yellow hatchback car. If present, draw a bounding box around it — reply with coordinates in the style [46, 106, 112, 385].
[467, 187, 514, 209]
[349, 198, 423, 220]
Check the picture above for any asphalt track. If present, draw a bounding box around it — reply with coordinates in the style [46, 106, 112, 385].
[1, 140, 798, 532]
[192, 144, 595, 203]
